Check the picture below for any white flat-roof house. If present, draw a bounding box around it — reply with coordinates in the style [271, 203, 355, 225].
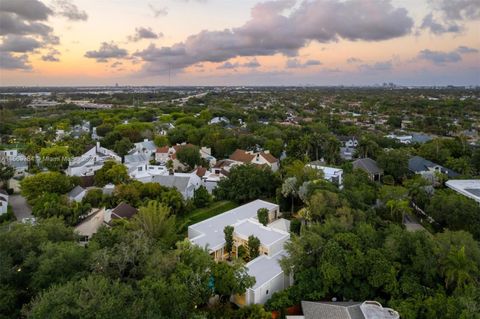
[306, 161, 344, 188]
[66, 142, 121, 176]
[446, 179, 480, 204]
[188, 200, 292, 306]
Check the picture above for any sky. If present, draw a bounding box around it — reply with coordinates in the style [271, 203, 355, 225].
[0, 0, 479, 86]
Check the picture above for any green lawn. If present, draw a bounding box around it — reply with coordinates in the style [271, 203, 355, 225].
[178, 200, 238, 233]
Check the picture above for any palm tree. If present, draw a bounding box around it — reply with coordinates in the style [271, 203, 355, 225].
[282, 177, 298, 215]
[443, 246, 478, 291]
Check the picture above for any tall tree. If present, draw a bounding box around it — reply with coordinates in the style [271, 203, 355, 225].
[132, 201, 177, 248]
[224, 225, 234, 259]
[247, 235, 260, 260]
[282, 177, 298, 215]
[257, 208, 269, 226]
[211, 261, 255, 303]
[0, 162, 15, 189]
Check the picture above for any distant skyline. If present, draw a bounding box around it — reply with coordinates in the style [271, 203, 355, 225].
[0, 0, 479, 86]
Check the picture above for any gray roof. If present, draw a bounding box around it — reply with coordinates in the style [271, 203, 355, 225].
[152, 175, 190, 193]
[137, 140, 156, 151]
[246, 252, 286, 290]
[408, 156, 459, 178]
[352, 158, 382, 175]
[301, 301, 363, 319]
[410, 133, 432, 144]
[69, 156, 91, 168]
[124, 153, 149, 164]
[234, 219, 288, 247]
[68, 185, 85, 198]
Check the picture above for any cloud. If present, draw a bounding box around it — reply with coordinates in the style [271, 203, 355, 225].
[0, 0, 52, 21]
[418, 46, 479, 66]
[148, 3, 168, 17]
[421, 0, 480, 35]
[418, 49, 462, 65]
[53, 0, 88, 21]
[84, 42, 129, 62]
[457, 46, 479, 54]
[0, 51, 31, 69]
[111, 61, 123, 68]
[135, 0, 413, 74]
[217, 61, 239, 69]
[129, 27, 162, 42]
[359, 60, 393, 71]
[430, 0, 480, 21]
[0, 35, 41, 52]
[421, 13, 461, 35]
[347, 57, 362, 64]
[217, 59, 262, 70]
[0, 11, 53, 37]
[41, 49, 60, 62]
[286, 58, 321, 68]
[243, 58, 261, 68]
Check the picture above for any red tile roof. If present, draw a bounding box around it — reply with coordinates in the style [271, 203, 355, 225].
[260, 152, 278, 164]
[229, 149, 255, 163]
[156, 146, 169, 153]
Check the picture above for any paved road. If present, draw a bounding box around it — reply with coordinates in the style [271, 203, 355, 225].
[9, 194, 33, 220]
[403, 214, 426, 232]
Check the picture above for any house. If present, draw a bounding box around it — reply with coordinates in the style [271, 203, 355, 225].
[0, 149, 28, 175]
[75, 203, 139, 243]
[209, 116, 230, 125]
[340, 147, 355, 161]
[291, 300, 399, 319]
[74, 208, 107, 243]
[0, 190, 9, 215]
[68, 185, 86, 202]
[352, 158, 383, 181]
[338, 136, 358, 148]
[194, 166, 228, 193]
[385, 133, 432, 145]
[128, 164, 168, 183]
[306, 161, 344, 188]
[152, 173, 202, 199]
[71, 120, 91, 139]
[408, 156, 459, 179]
[102, 183, 115, 195]
[66, 142, 121, 176]
[124, 153, 150, 169]
[199, 146, 217, 167]
[445, 179, 480, 204]
[155, 143, 216, 169]
[104, 202, 138, 224]
[229, 149, 279, 172]
[188, 200, 292, 306]
[132, 139, 157, 157]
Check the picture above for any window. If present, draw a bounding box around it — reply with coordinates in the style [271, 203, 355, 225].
[266, 290, 269, 295]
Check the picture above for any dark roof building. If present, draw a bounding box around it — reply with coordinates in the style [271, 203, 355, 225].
[408, 156, 459, 178]
[111, 202, 138, 220]
[352, 158, 383, 181]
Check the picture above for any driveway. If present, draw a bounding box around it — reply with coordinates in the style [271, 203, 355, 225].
[9, 194, 33, 220]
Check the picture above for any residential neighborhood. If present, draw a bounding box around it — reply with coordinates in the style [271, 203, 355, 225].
[1, 85, 479, 318]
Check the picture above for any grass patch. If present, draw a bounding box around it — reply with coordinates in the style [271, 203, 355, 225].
[178, 200, 238, 234]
